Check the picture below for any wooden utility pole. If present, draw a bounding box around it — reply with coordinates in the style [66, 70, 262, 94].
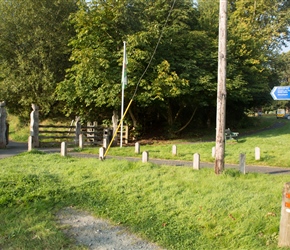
[215, 0, 227, 174]
[279, 182, 290, 247]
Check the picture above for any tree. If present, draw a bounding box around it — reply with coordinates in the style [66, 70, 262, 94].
[0, 0, 77, 120]
[225, 0, 289, 122]
[57, 0, 142, 120]
[125, 0, 213, 131]
[58, 0, 221, 134]
[196, 0, 290, 126]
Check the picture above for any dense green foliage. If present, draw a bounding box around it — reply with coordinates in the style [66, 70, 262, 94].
[0, 0, 77, 119]
[0, 0, 289, 134]
[1, 152, 290, 249]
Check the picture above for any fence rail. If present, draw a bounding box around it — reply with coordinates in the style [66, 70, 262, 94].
[29, 105, 129, 148]
[35, 123, 128, 147]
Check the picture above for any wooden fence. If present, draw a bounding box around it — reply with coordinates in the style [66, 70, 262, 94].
[37, 123, 128, 147]
[29, 105, 128, 148]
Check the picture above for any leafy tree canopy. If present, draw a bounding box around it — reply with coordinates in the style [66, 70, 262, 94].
[0, 0, 77, 120]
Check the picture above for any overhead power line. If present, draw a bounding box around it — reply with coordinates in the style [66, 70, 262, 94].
[104, 0, 177, 158]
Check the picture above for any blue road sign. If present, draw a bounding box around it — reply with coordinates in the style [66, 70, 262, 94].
[271, 86, 290, 100]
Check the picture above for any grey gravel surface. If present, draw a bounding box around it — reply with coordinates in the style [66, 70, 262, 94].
[57, 207, 164, 250]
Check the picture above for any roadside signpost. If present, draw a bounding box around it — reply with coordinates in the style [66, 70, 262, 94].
[271, 86, 290, 100]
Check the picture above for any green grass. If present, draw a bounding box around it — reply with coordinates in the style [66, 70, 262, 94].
[9, 113, 290, 167]
[0, 152, 290, 249]
[81, 115, 290, 168]
[7, 115, 30, 142]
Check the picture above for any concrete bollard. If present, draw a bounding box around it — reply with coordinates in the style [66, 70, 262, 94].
[135, 142, 140, 154]
[103, 138, 108, 150]
[99, 147, 105, 160]
[142, 151, 149, 163]
[239, 153, 246, 174]
[193, 153, 200, 170]
[255, 147, 260, 160]
[212, 147, 215, 158]
[79, 134, 84, 149]
[172, 145, 177, 156]
[28, 136, 33, 151]
[61, 142, 67, 157]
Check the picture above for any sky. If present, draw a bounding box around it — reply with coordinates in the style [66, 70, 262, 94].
[282, 41, 290, 53]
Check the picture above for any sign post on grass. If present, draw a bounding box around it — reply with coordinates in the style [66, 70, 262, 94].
[278, 182, 290, 247]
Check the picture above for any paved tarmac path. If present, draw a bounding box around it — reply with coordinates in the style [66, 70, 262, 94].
[1, 141, 290, 175]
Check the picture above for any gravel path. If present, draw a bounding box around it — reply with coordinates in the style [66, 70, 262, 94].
[57, 207, 165, 250]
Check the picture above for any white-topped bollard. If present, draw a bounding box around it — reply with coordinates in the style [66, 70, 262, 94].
[172, 145, 177, 156]
[135, 142, 140, 154]
[99, 147, 105, 160]
[212, 147, 215, 158]
[61, 142, 67, 157]
[255, 147, 260, 160]
[142, 151, 149, 163]
[103, 138, 108, 150]
[79, 134, 84, 149]
[28, 136, 33, 152]
[193, 153, 200, 170]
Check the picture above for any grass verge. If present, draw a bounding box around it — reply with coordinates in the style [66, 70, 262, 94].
[0, 151, 289, 249]
[82, 115, 290, 168]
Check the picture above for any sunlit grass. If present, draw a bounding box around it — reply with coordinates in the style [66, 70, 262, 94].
[82, 116, 290, 168]
[0, 152, 289, 249]
[7, 114, 30, 142]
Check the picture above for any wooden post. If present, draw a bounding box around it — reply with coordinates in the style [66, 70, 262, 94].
[215, 0, 228, 174]
[255, 147, 260, 160]
[142, 151, 149, 163]
[172, 145, 177, 156]
[0, 102, 7, 148]
[239, 153, 246, 174]
[212, 147, 216, 158]
[125, 125, 129, 144]
[135, 142, 140, 154]
[279, 182, 290, 247]
[75, 116, 81, 145]
[61, 142, 67, 157]
[193, 153, 200, 170]
[112, 111, 118, 146]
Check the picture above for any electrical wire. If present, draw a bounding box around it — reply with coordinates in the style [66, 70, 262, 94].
[104, 0, 177, 158]
[132, 0, 177, 99]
